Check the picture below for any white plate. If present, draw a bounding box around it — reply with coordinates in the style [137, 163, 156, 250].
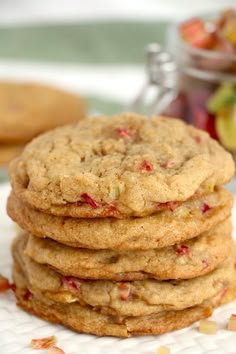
[1, 182, 236, 354]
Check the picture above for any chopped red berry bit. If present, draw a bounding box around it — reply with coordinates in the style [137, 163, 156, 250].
[161, 160, 176, 169]
[117, 283, 132, 301]
[180, 18, 215, 49]
[167, 201, 179, 212]
[174, 244, 192, 257]
[115, 127, 132, 138]
[157, 201, 179, 212]
[31, 336, 57, 349]
[202, 259, 209, 269]
[216, 287, 228, 305]
[23, 289, 33, 301]
[201, 202, 211, 214]
[194, 136, 202, 144]
[0, 274, 10, 292]
[48, 346, 65, 354]
[139, 160, 153, 171]
[81, 193, 99, 209]
[10, 283, 16, 293]
[62, 277, 80, 291]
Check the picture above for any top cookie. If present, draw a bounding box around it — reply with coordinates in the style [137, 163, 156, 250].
[9, 113, 235, 218]
[0, 81, 86, 143]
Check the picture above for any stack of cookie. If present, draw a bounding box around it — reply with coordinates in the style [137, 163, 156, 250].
[7, 113, 236, 337]
[0, 81, 85, 166]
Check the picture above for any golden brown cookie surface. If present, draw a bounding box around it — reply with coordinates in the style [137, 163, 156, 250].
[7, 188, 233, 250]
[13, 234, 235, 318]
[13, 259, 234, 338]
[24, 218, 232, 281]
[9, 114, 235, 218]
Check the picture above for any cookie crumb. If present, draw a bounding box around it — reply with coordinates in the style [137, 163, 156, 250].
[199, 319, 217, 334]
[227, 314, 236, 331]
[48, 346, 65, 354]
[31, 335, 57, 349]
[156, 346, 170, 354]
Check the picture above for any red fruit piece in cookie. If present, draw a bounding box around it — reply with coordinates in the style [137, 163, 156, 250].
[201, 202, 211, 214]
[115, 127, 132, 138]
[81, 193, 99, 209]
[174, 244, 192, 257]
[139, 160, 153, 171]
[62, 277, 80, 291]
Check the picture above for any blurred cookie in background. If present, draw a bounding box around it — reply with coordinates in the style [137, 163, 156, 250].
[0, 81, 86, 165]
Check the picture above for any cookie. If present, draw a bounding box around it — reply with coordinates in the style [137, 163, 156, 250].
[13, 234, 235, 317]
[13, 260, 234, 337]
[0, 143, 24, 166]
[7, 188, 233, 250]
[8, 114, 235, 218]
[24, 218, 232, 281]
[0, 81, 86, 143]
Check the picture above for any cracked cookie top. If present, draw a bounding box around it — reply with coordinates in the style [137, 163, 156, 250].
[9, 113, 235, 217]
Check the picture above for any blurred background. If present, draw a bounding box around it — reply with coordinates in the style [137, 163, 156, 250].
[0, 0, 235, 112]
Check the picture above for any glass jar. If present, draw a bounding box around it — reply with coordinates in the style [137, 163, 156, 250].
[172, 33, 236, 152]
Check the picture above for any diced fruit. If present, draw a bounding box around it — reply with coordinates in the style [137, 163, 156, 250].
[10, 283, 16, 293]
[31, 336, 57, 349]
[115, 127, 132, 138]
[139, 160, 153, 171]
[180, 18, 215, 49]
[0, 275, 10, 292]
[199, 319, 218, 334]
[117, 283, 132, 301]
[156, 201, 179, 212]
[216, 105, 236, 150]
[208, 83, 236, 115]
[166, 202, 179, 212]
[201, 203, 211, 214]
[222, 17, 236, 45]
[215, 287, 228, 305]
[156, 346, 170, 354]
[48, 346, 65, 354]
[62, 277, 80, 291]
[180, 18, 205, 38]
[23, 289, 32, 301]
[228, 314, 236, 331]
[179, 9, 236, 61]
[174, 244, 191, 257]
[81, 193, 99, 209]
